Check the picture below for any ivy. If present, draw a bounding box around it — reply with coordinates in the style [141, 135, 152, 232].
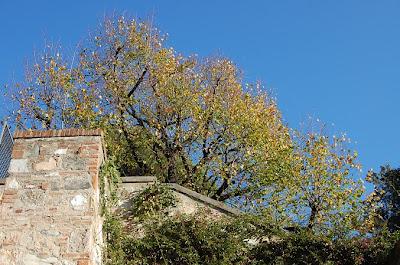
[102, 213, 126, 265]
[99, 156, 121, 213]
[129, 183, 176, 221]
[99, 156, 125, 264]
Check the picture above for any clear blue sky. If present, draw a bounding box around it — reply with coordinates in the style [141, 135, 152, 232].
[1, 1, 399, 181]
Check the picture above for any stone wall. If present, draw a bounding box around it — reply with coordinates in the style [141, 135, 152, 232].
[0, 129, 241, 265]
[0, 129, 105, 265]
[119, 177, 240, 218]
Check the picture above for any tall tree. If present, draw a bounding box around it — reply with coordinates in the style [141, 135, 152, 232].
[10, 16, 294, 206]
[366, 166, 400, 232]
[264, 124, 365, 237]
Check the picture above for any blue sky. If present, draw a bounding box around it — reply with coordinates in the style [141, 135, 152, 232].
[1, 1, 399, 181]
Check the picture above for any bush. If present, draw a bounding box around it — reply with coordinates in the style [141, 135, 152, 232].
[129, 183, 176, 220]
[122, 214, 248, 265]
[249, 229, 400, 265]
[101, 181, 400, 265]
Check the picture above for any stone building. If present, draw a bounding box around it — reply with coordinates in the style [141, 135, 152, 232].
[0, 129, 239, 265]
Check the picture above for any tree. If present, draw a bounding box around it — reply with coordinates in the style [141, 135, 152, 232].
[263, 124, 365, 237]
[366, 165, 400, 232]
[10, 16, 294, 206]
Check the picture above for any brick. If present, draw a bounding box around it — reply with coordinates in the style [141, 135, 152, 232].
[42, 130, 50, 137]
[88, 166, 98, 171]
[88, 161, 99, 167]
[85, 145, 99, 151]
[62, 252, 90, 259]
[12, 150, 24, 159]
[4, 190, 18, 195]
[2, 194, 17, 200]
[77, 259, 91, 265]
[92, 175, 98, 190]
[1, 198, 15, 203]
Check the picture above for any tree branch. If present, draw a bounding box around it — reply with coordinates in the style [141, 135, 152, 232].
[127, 68, 147, 97]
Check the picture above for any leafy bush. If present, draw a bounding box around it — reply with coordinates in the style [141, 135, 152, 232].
[99, 156, 121, 212]
[249, 229, 400, 265]
[103, 213, 126, 265]
[103, 212, 400, 265]
[122, 214, 249, 265]
[129, 183, 176, 220]
[99, 168, 400, 265]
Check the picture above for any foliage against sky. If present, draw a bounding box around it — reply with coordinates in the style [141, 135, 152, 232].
[10, 16, 367, 236]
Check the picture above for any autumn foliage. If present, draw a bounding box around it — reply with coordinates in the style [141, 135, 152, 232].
[9, 16, 396, 249]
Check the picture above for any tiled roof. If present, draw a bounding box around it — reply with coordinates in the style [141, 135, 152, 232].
[0, 122, 13, 178]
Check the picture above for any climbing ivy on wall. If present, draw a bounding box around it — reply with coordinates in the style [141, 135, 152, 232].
[99, 156, 121, 213]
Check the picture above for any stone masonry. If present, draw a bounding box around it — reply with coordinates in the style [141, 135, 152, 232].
[0, 129, 105, 265]
[0, 129, 241, 265]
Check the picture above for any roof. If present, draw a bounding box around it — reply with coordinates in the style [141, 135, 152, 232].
[0, 122, 13, 178]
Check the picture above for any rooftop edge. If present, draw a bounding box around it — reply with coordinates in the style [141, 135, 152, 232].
[14, 129, 103, 139]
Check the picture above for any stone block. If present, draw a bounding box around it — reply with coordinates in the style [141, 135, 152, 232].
[7, 178, 20, 189]
[25, 144, 40, 158]
[22, 253, 60, 265]
[54, 148, 68, 155]
[50, 180, 62, 191]
[62, 155, 86, 170]
[34, 157, 58, 171]
[40, 182, 50, 190]
[40, 229, 61, 237]
[70, 194, 88, 210]
[64, 176, 91, 190]
[8, 159, 29, 173]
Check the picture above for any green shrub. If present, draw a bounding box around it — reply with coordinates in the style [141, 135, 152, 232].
[129, 183, 176, 220]
[123, 214, 249, 265]
[103, 213, 126, 265]
[99, 167, 400, 265]
[249, 229, 400, 265]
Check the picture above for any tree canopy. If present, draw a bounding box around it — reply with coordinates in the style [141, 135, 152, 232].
[366, 166, 400, 233]
[11, 17, 295, 206]
[9, 16, 369, 238]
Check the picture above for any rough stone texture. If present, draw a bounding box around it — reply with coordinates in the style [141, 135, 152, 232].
[0, 129, 239, 265]
[0, 130, 104, 265]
